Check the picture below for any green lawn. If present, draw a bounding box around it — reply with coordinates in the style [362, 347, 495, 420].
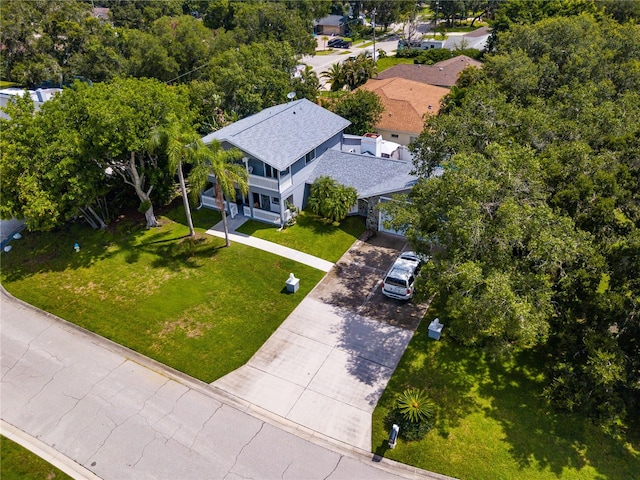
[377, 57, 415, 72]
[1, 436, 72, 480]
[372, 309, 640, 480]
[235, 212, 366, 263]
[0, 208, 325, 382]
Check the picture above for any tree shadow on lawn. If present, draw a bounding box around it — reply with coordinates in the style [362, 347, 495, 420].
[376, 320, 485, 440]
[163, 205, 222, 231]
[1, 215, 222, 282]
[298, 213, 365, 237]
[478, 349, 640, 479]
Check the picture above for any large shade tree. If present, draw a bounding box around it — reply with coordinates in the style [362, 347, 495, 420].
[1, 78, 190, 230]
[391, 13, 640, 429]
[0, 90, 109, 231]
[73, 78, 190, 228]
[321, 89, 384, 136]
[204, 40, 301, 118]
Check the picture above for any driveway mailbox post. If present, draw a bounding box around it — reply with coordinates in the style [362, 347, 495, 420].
[388, 424, 399, 449]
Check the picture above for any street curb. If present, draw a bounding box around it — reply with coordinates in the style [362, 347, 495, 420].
[1, 419, 103, 480]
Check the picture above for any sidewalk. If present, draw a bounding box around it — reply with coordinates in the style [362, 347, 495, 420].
[205, 215, 335, 272]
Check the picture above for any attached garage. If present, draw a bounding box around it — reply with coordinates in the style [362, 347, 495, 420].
[379, 209, 406, 236]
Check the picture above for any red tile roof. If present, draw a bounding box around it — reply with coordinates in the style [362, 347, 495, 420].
[358, 78, 450, 134]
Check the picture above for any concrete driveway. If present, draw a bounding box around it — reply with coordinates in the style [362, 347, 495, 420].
[213, 233, 431, 451]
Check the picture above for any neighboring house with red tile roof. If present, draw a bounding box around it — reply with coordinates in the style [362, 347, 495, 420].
[376, 55, 482, 88]
[358, 77, 450, 146]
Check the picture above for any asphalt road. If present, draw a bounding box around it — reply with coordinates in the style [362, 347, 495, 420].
[303, 35, 401, 88]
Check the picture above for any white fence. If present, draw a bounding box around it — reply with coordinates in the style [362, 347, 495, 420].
[200, 189, 238, 218]
[243, 206, 282, 225]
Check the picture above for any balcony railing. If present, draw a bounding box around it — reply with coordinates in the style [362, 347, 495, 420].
[249, 174, 278, 191]
[208, 171, 291, 193]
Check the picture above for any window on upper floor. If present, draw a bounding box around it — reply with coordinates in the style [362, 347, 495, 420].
[265, 164, 278, 179]
[305, 149, 316, 165]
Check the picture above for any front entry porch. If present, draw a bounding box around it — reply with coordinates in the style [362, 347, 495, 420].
[201, 187, 286, 226]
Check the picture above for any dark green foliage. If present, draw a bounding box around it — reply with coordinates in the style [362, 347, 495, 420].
[386, 388, 436, 441]
[321, 53, 377, 91]
[106, 0, 183, 31]
[0, 77, 189, 230]
[230, 2, 317, 56]
[204, 41, 302, 117]
[321, 90, 384, 136]
[306, 176, 358, 223]
[403, 14, 640, 429]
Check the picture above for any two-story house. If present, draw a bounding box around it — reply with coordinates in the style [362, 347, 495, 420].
[200, 99, 420, 235]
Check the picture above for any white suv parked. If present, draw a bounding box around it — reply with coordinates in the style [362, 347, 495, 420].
[381, 251, 424, 300]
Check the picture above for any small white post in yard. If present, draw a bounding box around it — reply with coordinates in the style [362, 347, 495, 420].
[388, 424, 399, 449]
[428, 318, 443, 340]
[286, 273, 300, 293]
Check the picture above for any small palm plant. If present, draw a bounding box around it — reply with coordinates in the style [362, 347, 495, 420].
[397, 388, 435, 422]
[393, 388, 436, 441]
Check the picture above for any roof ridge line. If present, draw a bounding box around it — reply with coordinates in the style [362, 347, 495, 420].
[229, 99, 304, 137]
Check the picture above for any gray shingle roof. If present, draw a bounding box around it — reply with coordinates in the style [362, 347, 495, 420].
[308, 150, 418, 198]
[314, 15, 346, 27]
[201, 99, 351, 171]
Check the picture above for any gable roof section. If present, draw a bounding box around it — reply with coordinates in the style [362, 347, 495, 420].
[358, 78, 450, 134]
[308, 149, 417, 198]
[375, 55, 482, 87]
[314, 15, 346, 27]
[201, 99, 351, 171]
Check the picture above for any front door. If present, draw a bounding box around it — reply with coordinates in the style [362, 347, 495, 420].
[261, 194, 271, 211]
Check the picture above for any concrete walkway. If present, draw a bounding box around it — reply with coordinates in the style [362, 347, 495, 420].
[205, 215, 335, 272]
[1, 289, 447, 480]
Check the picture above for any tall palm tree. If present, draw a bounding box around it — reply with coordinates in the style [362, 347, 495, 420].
[189, 139, 248, 247]
[149, 115, 201, 236]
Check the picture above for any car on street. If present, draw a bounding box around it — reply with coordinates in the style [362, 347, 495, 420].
[381, 251, 425, 300]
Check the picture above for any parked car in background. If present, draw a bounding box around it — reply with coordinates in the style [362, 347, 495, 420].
[328, 38, 352, 49]
[381, 251, 425, 300]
